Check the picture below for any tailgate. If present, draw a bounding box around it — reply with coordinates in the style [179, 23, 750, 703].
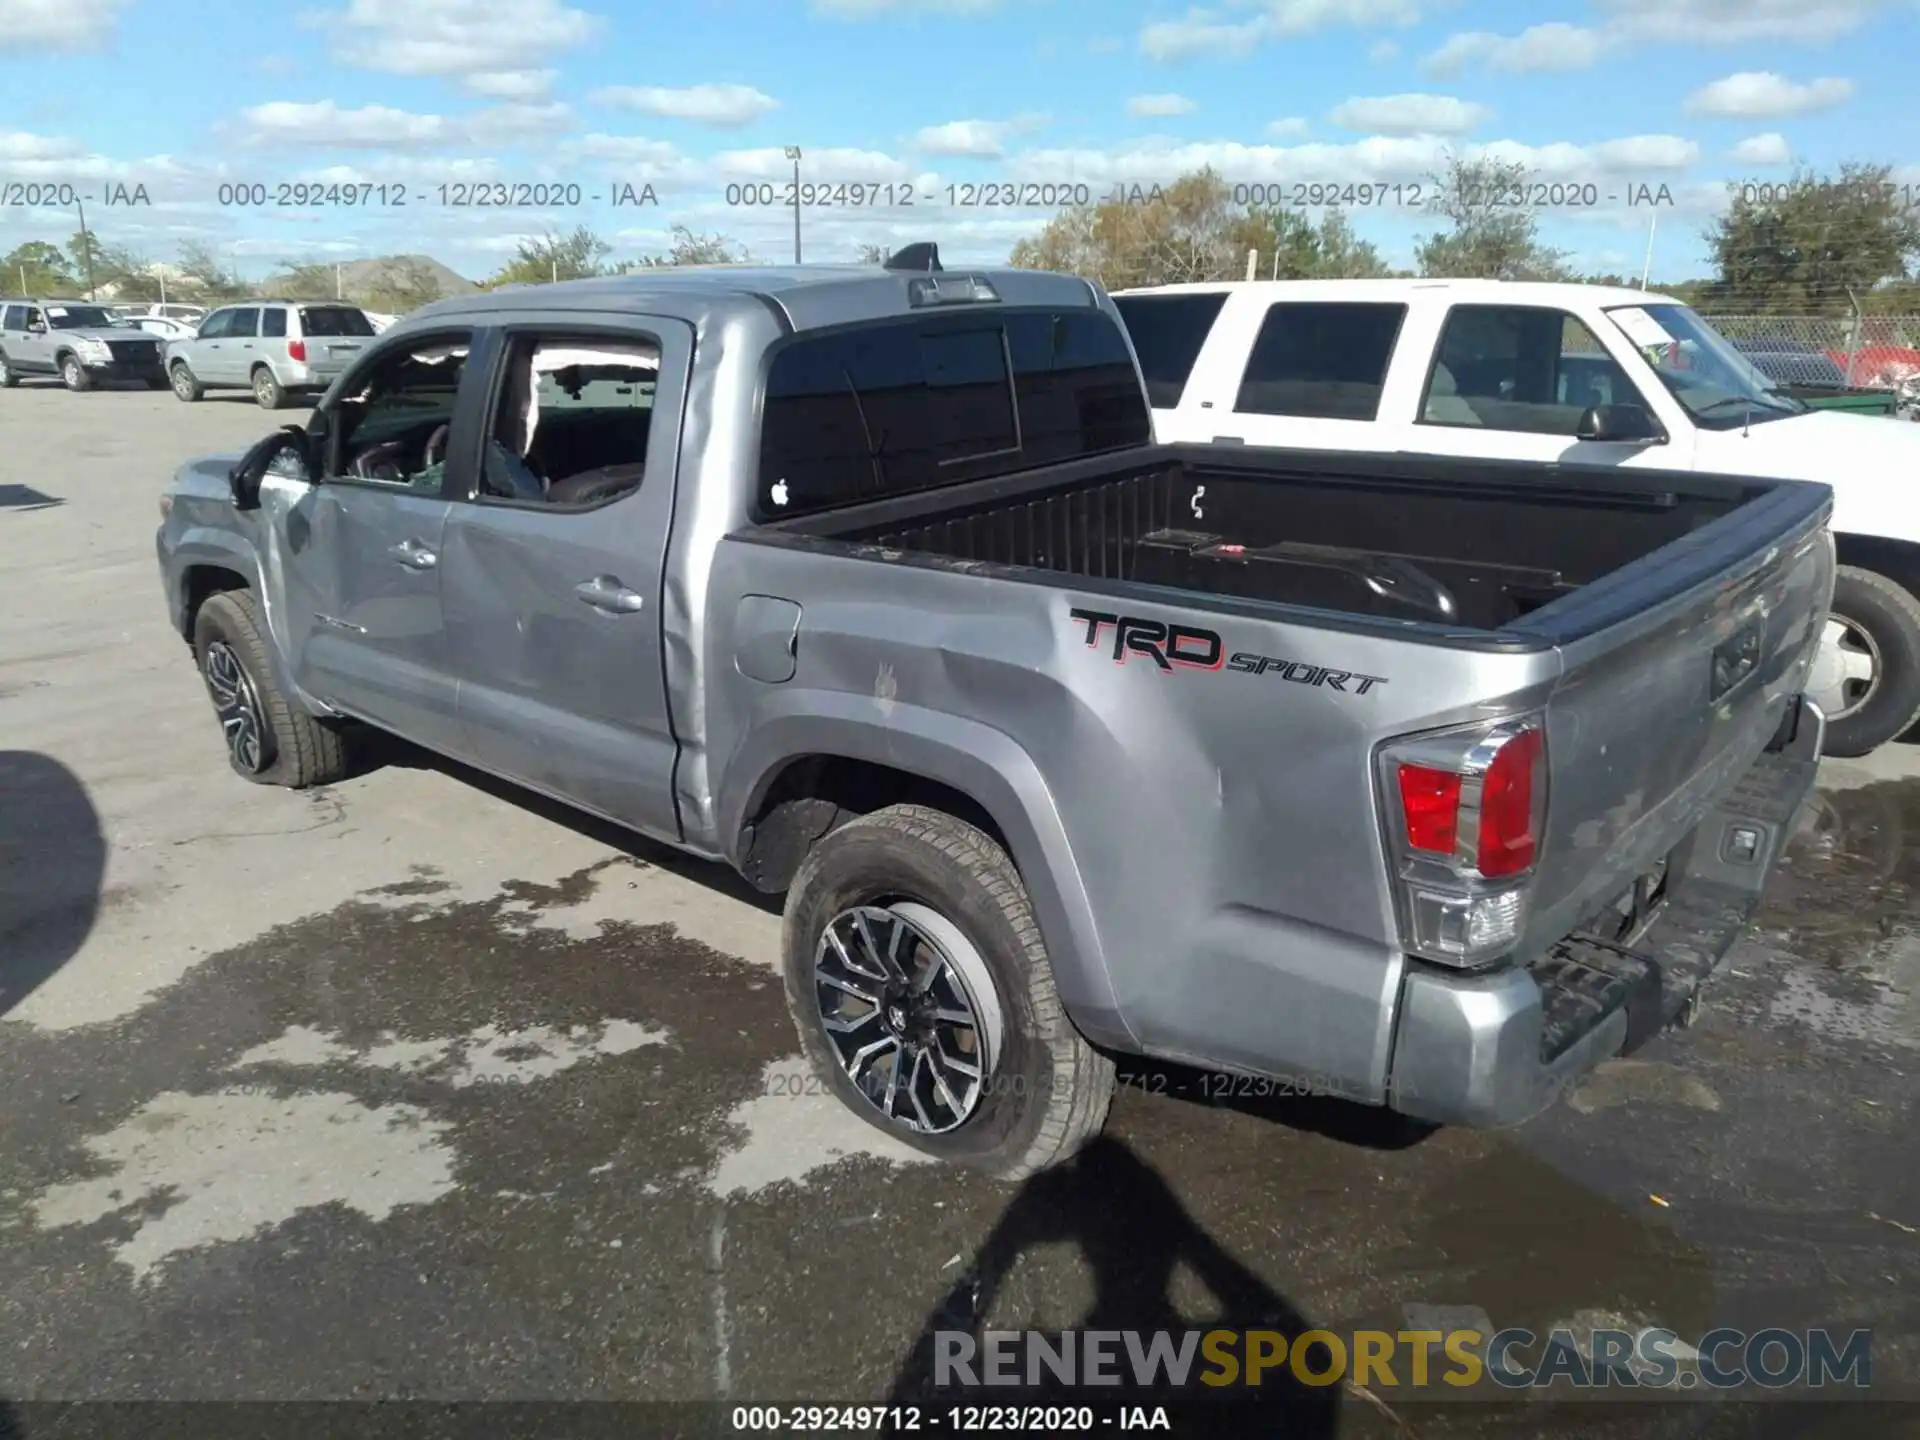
[306, 339, 366, 377]
[1512, 479, 1833, 955]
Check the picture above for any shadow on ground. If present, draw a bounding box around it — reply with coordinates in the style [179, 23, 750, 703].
[0, 752, 104, 1018]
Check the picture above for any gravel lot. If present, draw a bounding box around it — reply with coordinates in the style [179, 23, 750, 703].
[1, 381, 1916, 1438]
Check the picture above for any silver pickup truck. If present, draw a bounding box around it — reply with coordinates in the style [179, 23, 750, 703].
[156, 251, 1834, 1179]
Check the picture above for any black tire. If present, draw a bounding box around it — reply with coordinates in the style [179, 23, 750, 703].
[1819, 566, 1920, 758]
[252, 365, 288, 410]
[782, 804, 1114, 1180]
[191, 589, 350, 787]
[170, 362, 203, 402]
[60, 354, 93, 392]
[0, 351, 17, 388]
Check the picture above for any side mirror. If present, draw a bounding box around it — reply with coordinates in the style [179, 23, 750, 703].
[229, 426, 313, 511]
[1576, 403, 1662, 444]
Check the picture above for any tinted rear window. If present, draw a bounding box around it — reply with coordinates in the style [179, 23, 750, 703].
[1111, 292, 1228, 408]
[261, 308, 288, 337]
[301, 307, 376, 337]
[757, 308, 1148, 518]
[1234, 302, 1407, 421]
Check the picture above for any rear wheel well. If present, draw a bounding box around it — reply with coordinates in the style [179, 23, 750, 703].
[737, 755, 1010, 895]
[1834, 533, 1920, 602]
[180, 565, 249, 640]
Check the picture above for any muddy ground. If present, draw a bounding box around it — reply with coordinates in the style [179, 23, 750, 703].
[2, 385, 1915, 1438]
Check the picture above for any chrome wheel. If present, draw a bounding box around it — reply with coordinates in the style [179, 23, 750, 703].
[202, 639, 269, 773]
[254, 370, 275, 406]
[813, 901, 1003, 1135]
[0, 355, 11, 385]
[1807, 615, 1881, 721]
[171, 365, 195, 400]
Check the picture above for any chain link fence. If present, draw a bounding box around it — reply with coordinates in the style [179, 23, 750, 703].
[1690, 314, 1920, 390]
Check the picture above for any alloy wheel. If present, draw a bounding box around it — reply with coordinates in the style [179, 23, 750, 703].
[813, 902, 1002, 1135]
[1806, 614, 1881, 721]
[202, 639, 269, 773]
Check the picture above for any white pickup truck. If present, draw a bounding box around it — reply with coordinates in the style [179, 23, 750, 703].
[1113, 279, 1920, 757]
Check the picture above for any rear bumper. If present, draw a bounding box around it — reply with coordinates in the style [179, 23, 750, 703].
[1385, 693, 1825, 1128]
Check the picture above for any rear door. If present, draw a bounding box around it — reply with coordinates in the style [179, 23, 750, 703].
[298, 305, 375, 385]
[219, 306, 262, 385]
[1149, 291, 1410, 452]
[439, 316, 690, 843]
[188, 307, 236, 381]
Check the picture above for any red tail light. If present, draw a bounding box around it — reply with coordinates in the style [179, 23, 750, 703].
[1476, 728, 1542, 877]
[287, 339, 307, 362]
[1397, 765, 1462, 854]
[1380, 717, 1548, 968]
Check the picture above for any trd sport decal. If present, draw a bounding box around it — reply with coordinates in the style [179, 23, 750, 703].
[1069, 608, 1388, 694]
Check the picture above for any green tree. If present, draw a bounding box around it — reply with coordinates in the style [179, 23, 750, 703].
[271, 263, 342, 301]
[488, 226, 613, 286]
[1009, 168, 1393, 288]
[92, 242, 166, 303]
[633, 225, 746, 268]
[3, 241, 77, 294]
[175, 240, 250, 301]
[1414, 153, 1572, 281]
[363, 257, 447, 313]
[1702, 163, 1920, 314]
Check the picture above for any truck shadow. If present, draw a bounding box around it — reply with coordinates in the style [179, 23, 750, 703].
[1114, 1056, 1440, 1151]
[0, 752, 105, 1019]
[352, 730, 783, 915]
[878, 1134, 1342, 1437]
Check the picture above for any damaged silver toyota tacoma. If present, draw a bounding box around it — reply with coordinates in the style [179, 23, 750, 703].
[156, 248, 1835, 1178]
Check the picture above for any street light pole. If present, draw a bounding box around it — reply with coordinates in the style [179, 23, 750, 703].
[784, 146, 803, 264]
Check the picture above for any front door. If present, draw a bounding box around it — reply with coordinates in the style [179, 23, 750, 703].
[213, 306, 261, 385]
[8, 305, 53, 372]
[275, 327, 483, 756]
[1395, 303, 1680, 471]
[440, 318, 690, 842]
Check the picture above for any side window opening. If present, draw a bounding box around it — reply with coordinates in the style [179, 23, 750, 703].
[1421, 306, 1641, 436]
[332, 335, 473, 490]
[261, 309, 288, 339]
[1232, 302, 1406, 421]
[480, 336, 660, 507]
[1111, 292, 1228, 408]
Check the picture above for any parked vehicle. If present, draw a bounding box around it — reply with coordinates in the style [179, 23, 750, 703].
[125, 302, 210, 328]
[125, 315, 199, 343]
[1739, 350, 1901, 416]
[165, 300, 377, 409]
[156, 252, 1832, 1176]
[1113, 279, 1920, 757]
[0, 298, 168, 390]
[362, 311, 398, 333]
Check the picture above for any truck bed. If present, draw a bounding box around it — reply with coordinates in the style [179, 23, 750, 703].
[774, 444, 1779, 633]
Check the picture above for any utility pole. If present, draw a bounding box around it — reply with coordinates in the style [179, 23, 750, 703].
[76, 199, 97, 300]
[784, 146, 803, 264]
[336, 262, 343, 299]
[1639, 211, 1657, 291]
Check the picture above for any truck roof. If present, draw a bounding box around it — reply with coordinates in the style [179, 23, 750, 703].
[396, 262, 1106, 335]
[1110, 277, 1681, 309]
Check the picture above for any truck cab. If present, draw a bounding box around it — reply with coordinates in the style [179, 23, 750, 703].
[1114, 279, 1920, 757]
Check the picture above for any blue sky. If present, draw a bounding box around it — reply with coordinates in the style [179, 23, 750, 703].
[2, 0, 1916, 284]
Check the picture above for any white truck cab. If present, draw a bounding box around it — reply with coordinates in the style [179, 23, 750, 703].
[1114, 278, 1920, 756]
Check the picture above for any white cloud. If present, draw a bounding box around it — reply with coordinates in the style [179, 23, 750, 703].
[1328, 93, 1491, 136]
[0, 131, 86, 163]
[1421, 23, 1606, 77]
[1266, 117, 1312, 139]
[911, 116, 1048, 156]
[230, 101, 571, 151]
[1127, 93, 1198, 118]
[0, 0, 128, 51]
[810, 0, 1003, 14]
[1683, 72, 1854, 118]
[587, 83, 781, 128]
[463, 70, 556, 100]
[1369, 38, 1401, 60]
[1140, 0, 1424, 61]
[1424, 0, 1886, 77]
[1727, 132, 1793, 165]
[310, 0, 602, 80]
